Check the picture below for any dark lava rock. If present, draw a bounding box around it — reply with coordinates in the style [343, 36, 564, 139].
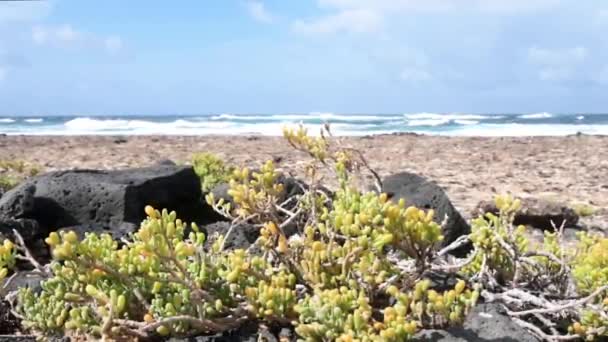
[157, 159, 177, 166]
[380, 172, 470, 253]
[473, 197, 579, 230]
[0, 301, 20, 335]
[0, 219, 41, 244]
[167, 321, 294, 342]
[0, 337, 69, 342]
[0, 165, 223, 244]
[0, 185, 35, 221]
[1, 271, 48, 295]
[414, 303, 538, 342]
[203, 222, 259, 250]
[0, 336, 38, 342]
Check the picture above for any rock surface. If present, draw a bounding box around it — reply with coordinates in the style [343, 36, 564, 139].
[0, 165, 223, 244]
[0, 219, 41, 243]
[380, 172, 471, 252]
[0, 301, 20, 335]
[202, 222, 259, 250]
[473, 197, 579, 229]
[167, 322, 293, 342]
[414, 303, 539, 342]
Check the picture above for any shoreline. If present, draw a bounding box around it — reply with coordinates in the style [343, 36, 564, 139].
[1, 134, 606, 229]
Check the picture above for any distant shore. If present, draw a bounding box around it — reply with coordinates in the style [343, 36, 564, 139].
[1, 134, 606, 229]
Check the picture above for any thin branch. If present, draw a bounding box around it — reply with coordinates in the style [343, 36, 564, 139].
[508, 285, 608, 316]
[279, 207, 303, 230]
[220, 213, 258, 252]
[12, 229, 50, 276]
[437, 235, 470, 257]
[512, 317, 582, 341]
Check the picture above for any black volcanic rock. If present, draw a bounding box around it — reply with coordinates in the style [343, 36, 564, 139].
[473, 197, 579, 230]
[414, 303, 538, 341]
[380, 172, 471, 254]
[0, 165, 223, 244]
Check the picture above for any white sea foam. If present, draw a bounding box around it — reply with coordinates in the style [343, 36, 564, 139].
[577, 115, 585, 120]
[407, 119, 451, 126]
[421, 124, 608, 137]
[64, 117, 233, 132]
[18, 118, 390, 136]
[211, 113, 402, 122]
[25, 118, 44, 123]
[404, 112, 488, 120]
[2, 115, 607, 137]
[454, 120, 479, 125]
[0, 118, 15, 123]
[518, 112, 553, 119]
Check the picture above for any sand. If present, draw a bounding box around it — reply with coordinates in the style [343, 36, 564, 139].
[1, 134, 606, 229]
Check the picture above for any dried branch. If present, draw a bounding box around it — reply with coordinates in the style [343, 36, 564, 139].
[12, 229, 50, 276]
[509, 285, 608, 317]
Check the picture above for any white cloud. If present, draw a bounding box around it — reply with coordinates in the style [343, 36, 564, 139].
[293, 9, 383, 34]
[593, 66, 608, 84]
[317, 0, 561, 13]
[528, 46, 588, 82]
[104, 36, 123, 54]
[32, 25, 123, 54]
[55, 25, 81, 42]
[538, 68, 572, 81]
[246, 1, 274, 23]
[300, 0, 561, 34]
[595, 9, 608, 25]
[528, 46, 587, 65]
[31, 26, 48, 44]
[32, 25, 83, 46]
[0, 1, 52, 24]
[400, 67, 432, 82]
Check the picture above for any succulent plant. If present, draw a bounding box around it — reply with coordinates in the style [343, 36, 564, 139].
[4, 125, 608, 341]
[0, 239, 16, 282]
[192, 152, 234, 192]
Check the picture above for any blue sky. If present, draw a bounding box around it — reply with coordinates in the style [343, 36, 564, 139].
[0, 0, 607, 115]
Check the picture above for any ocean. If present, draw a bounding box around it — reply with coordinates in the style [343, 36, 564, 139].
[1, 112, 607, 136]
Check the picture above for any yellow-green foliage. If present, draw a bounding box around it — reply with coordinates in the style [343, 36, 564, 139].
[15, 142, 480, 340]
[283, 126, 330, 163]
[0, 239, 16, 282]
[0, 159, 42, 192]
[191, 152, 233, 192]
[572, 203, 597, 217]
[17, 206, 291, 337]
[331, 188, 443, 259]
[0, 160, 26, 173]
[572, 233, 608, 296]
[207, 160, 285, 220]
[10, 124, 608, 341]
[462, 195, 529, 280]
[0, 175, 19, 192]
[294, 279, 478, 342]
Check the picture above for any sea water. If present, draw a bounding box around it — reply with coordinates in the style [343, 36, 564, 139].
[0, 112, 607, 136]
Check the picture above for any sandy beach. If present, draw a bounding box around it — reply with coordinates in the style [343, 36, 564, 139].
[1, 134, 606, 229]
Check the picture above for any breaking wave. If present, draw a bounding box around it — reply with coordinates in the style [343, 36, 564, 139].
[0, 113, 607, 136]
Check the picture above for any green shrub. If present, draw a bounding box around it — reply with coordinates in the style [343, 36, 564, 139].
[0, 175, 19, 192]
[0, 159, 43, 192]
[0, 239, 16, 282]
[2, 124, 607, 341]
[572, 203, 597, 217]
[191, 153, 233, 192]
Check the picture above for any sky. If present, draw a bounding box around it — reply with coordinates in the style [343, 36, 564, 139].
[0, 0, 607, 115]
